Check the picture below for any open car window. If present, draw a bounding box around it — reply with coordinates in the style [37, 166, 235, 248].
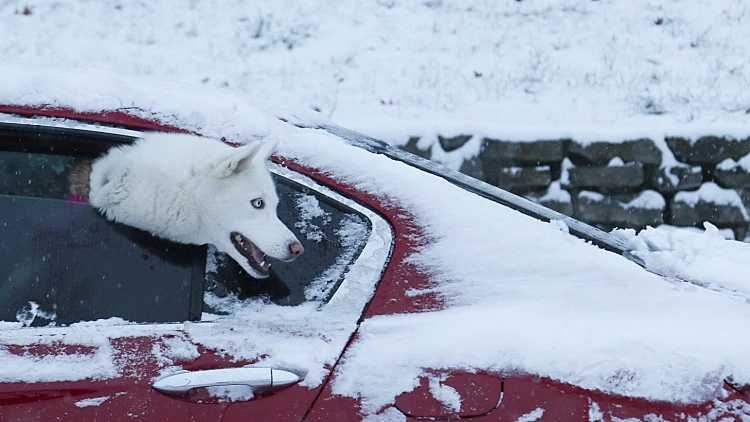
[204, 173, 371, 308]
[0, 127, 375, 327]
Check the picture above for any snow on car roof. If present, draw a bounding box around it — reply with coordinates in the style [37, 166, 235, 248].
[1, 68, 750, 416]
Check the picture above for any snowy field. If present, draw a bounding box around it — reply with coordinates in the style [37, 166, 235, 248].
[3, 0, 750, 142]
[2, 0, 750, 420]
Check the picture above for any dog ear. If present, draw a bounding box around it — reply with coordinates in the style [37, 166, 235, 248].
[212, 142, 263, 178]
[212, 138, 279, 178]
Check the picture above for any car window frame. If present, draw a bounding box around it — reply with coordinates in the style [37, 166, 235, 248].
[0, 116, 394, 340]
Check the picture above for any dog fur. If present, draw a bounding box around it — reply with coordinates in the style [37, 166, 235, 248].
[86, 133, 302, 278]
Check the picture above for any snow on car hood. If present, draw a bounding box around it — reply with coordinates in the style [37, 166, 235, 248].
[1, 68, 750, 415]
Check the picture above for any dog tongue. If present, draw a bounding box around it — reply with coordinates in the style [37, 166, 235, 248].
[250, 243, 266, 266]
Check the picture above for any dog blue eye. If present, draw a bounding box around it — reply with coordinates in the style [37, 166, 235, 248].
[251, 198, 264, 209]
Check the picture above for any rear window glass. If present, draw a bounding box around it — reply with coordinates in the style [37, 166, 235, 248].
[0, 147, 204, 326]
[0, 136, 371, 327]
[0, 149, 77, 200]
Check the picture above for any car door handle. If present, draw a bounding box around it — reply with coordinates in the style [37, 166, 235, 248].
[152, 367, 300, 396]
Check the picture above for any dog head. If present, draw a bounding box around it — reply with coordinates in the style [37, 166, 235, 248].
[198, 138, 304, 278]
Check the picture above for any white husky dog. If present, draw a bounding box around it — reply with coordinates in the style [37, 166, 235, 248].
[88, 133, 304, 278]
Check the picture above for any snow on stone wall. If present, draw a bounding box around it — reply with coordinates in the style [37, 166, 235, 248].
[399, 134, 750, 240]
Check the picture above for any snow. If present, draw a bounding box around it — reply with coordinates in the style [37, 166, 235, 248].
[674, 182, 750, 220]
[305, 214, 370, 301]
[74, 392, 127, 408]
[294, 193, 331, 242]
[608, 157, 626, 167]
[0, 339, 118, 383]
[675, 182, 744, 207]
[624, 190, 667, 210]
[428, 133, 482, 171]
[516, 408, 545, 422]
[206, 385, 255, 403]
[658, 162, 702, 187]
[152, 335, 200, 367]
[74, 396, 111, 408]
[560, 158, 575, 186]
[1, 0, 750, 417]
[362, 407, 407, 422]
[3, 0, 750, 147]
[580, 191, 606, 202]
[717, 153, 750, 171]
[589, 401, 604, 422]
[703, 399, 750, 421]
[552, 187, 668, 216]
[502, 166, 550, 176]
[0, 66, 272, 143]
[651, 224, 736, 241]
[535, 181, 571, 203]
[205, 244, 225, 274]
[623, 223, 750, 301]
[642, 415, 667, 422]
[427, 375, 461, 412]
[14, 301, 56, 327]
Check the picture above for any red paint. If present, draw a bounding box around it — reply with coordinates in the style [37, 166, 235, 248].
[492, 376, 748, 422]
[0, 337, 212, 421]
[395, 372, 503, 418]
[0, 105, 193, 134]
[4, 343, 98, 357]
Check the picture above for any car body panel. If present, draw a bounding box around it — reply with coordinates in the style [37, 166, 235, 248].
[0, 109, 401, 421]
[0, 106, 748, 421]
[0, 335, 205, 421]
[495, 376, 749, 422]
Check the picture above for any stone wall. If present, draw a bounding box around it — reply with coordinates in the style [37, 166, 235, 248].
[400, 135, 750, 240]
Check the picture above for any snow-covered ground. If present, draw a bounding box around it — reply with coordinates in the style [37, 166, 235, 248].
[3, 0, 750, 142]
[2, 0, 750, 419]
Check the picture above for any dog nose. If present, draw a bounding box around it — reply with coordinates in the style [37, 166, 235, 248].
[289, 241, 304, 258]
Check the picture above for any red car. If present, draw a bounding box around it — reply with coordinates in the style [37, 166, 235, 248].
[0, 98, 748, 421]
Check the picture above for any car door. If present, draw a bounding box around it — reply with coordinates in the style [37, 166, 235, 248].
[0, 117, 393, 422]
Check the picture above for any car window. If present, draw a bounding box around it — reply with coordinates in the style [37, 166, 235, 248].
[0, 149, 77, 200]
[204, 175, 371, 308]
[0, 146, 205, 327]
[0, 135, 373, 327]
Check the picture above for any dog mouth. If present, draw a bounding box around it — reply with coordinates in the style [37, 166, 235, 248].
[230, 231, 271, 275]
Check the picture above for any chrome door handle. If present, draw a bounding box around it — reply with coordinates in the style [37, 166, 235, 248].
[152, 367, 300, 396]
